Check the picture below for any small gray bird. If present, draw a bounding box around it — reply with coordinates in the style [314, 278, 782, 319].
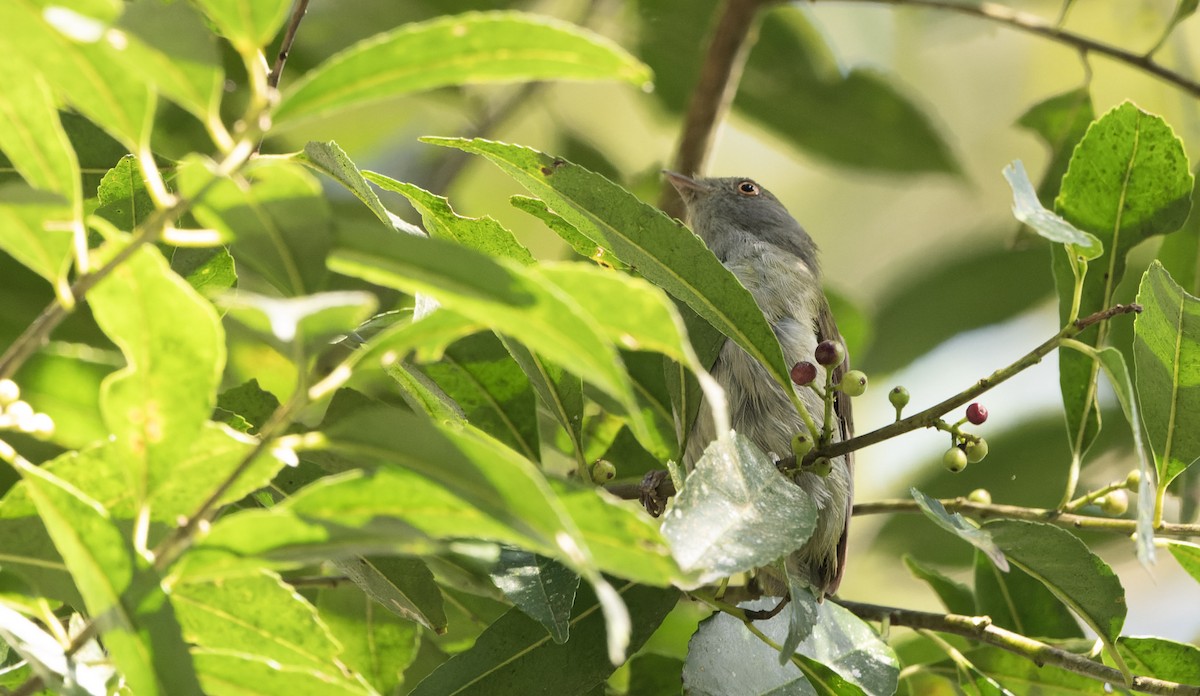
[665, 171, 853, 599]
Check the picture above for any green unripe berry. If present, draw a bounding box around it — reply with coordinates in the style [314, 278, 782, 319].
[791, 431, 815, 459]
[0, 379, 19, 406]
[964, 438, 989, 463]
[1098, 489, 1129, 516]
[943, 447, 968, 473]
[888, 386, 910, 410]
[811, 457, 832, 477]
[590, 460, 616, 484]
[967, 488, 992, 505]
[814, 340, 845, 367]
[839, 370, 868, 397]
[1124, 469, 1141, 491]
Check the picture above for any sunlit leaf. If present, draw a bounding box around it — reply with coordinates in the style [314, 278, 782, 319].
[220, 290, 377, 345]
[0, 61, 79, 202]
[489, 548, 579, 644]
[317, 582, 420, 695]
[0, 185, 72, 288]
[275, 12, 651, 127]
[1117, 636, 1200, 683]
[1167, 540, 1200, 583]
[191, 0, 290, 53]
[116, 0, 222, 121]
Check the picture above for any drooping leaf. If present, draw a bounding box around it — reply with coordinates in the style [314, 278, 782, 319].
[0, 185, 73, 289]
[191, 0, 291, 54]
[1134, 262, 1200, 503]
[0, 60, 79, 202]
[973, 549, 1081, 640]
[510, 194, 627, 270]
[1148, 0, 1200, 55]
[1004, 160, 1100, 258]
[16, 461, 201, 696]
[489, 548, 579, 644]
[0, 2, 154, 149]
[294, 141, 403, 230]
[424, 137, 790, 407]
[662, 433, 816, 584]
[502, 337, 586, 471]
[89, 245, 223, 506]
[409, 582, 677, 696]
[1167, 540, 1200, 583]
[275, 11, 652, 127]
[364, 171, 535, 264]
[333, 556, 447, 633]
[1053, 102, 1194, 465]
[903, 555, 974, 616]
[910, 488, 1007, 571]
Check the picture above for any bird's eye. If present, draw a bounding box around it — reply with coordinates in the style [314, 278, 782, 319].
[736, 181, 760, 196]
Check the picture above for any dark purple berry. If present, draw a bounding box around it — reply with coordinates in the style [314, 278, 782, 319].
[790, 361, 818, 386]
[814, 340, 844, 367]
[966, 402, 988, 425]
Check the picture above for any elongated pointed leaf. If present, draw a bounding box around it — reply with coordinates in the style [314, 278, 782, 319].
[317, 582, 420, 695]
[910, 488, 1007, 571]
[1004, 160, 1099, 257]
[490, 548, 579, 644]
[333, 556, 446, 633]
[16, 461, 201, 696]
[1167, 540, 1200, 583]
[275, 12, 651, 127]
[424, 137, 793, 402]
[1053, 102, 1193, 463]
[364, 172, 534, 264]
[90, 246, 223, 505]
[510, 194, 627, 270]
[1135, 262, 1200, 496]
[973, 549, 1081, 639]
[502, 337, 586, 470]
[903, 555, 974, 616]
[662, 433, 816, 584]
[294, 141, 400, 230]
[410, 582, 676, 696]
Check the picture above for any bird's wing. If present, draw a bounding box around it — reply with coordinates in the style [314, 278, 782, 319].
[816, 295, 853, 595]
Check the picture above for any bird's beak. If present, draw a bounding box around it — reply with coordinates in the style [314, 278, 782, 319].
[662, 170, 704, 194]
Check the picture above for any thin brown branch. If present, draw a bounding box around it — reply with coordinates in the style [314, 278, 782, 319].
[836, 599, 1200, 696]
[267, 0, 311, 91]
[806, 304, 1140, 463]
[854, 497, 1200, 537]
[660, 0, 781, 219]
[811, 0, 1200, 98]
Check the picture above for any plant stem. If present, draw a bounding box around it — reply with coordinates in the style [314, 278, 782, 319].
[805, 304, 1139, 463]
[852, 497, 1200, 537]
[837, 599, 1200, 696]
[660, 0, 781, 219]
[810, 0, 1200, 99]
[267, 0, 310, 91]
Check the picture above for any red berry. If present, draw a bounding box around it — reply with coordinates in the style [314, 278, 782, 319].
[814, 340, 844, 367]
[790, 361, 818, 386]
[966, 402, 988, 425]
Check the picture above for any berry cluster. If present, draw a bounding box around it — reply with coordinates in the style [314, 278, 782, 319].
[937, 402, 989, 473]
[0, 379, 54, 443]
[788, 340, 865, 475]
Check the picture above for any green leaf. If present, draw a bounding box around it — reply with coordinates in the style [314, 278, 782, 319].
[1167, 540, 1200, 583]
[1014, 88, 1095, 210]
[90, 246, 223, 505]
[510, 194, 627, 270]
[1004, 160, 1100, 258]
[0, 184, 73, 289]
[982, 520, 1125, 664]
[424, 137, 792, 404]
[332, 556, 447, 633]
[172, 571, 368, 693]
[364, 171, 535, 264]
[15, 346, 114, 449]
[191, 0, 290, 53]
[190, 652, 371, 696]
[420, 332, 539, 462]
[683, 597, 899, 696]
[662, 433, 816, 584]
[317, 582, 420, 695]
[220, 290, 377, 345]
[1054, 102, 1194, 464]
[1134, 262, 1200, 498]
[0, 60, 79, 202]
[972, 549, 1082, 640]
[489, 548, 579, 644]
[215, 379, 280, 434]
[95, 155, 153, 231]
[275, 11, 651, 128]
[1117, 636, 1200, 683]
[1157, 164, 1200, 297]
[964, 645, 1100, 695]
[502, 337, 586, 470]
[0, 2, 154, 150]
[179, 157, 333, 296]
[910, 488, 1007, 571]
[16, 460, 201, 696]
[170, 246, 237, 299]
[115, 0, 222, 121]
[328, 221, 638, 416]
[1149, 0, 1200, 55]
[902, 555, 974, 616]
[409, 582, 677, 696]
[294, 141, 396, 228]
